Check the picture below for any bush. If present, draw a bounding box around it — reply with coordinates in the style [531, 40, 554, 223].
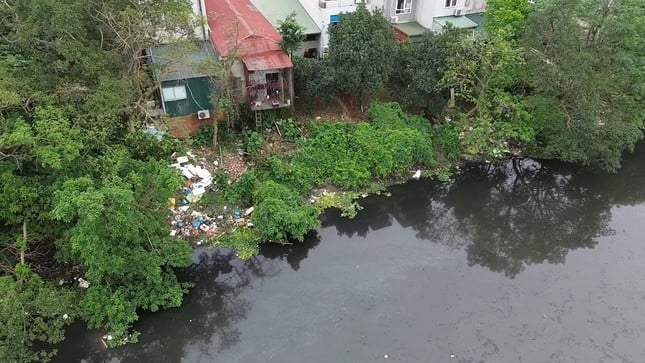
[191, 124, 214, 148]
[125, 132, 181, 161]
[252, 181, 320, 242]
[243, 131, 264, 159]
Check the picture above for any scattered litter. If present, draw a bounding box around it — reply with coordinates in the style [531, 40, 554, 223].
[78, 278, 90, 289]
[450, 354, 456, 358]
[244, 206, 255, 216]
[170, 230, 177, 237]
[384, 354, 388, 359]
[412, 169, 421, 180]
[176, 156, 189, 164]
[63, 314, 69, 320]
[178, 205, 190, 212]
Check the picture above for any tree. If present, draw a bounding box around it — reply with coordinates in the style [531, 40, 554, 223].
[277, 12, 306, 59]
[0, 265, 75, 362]
[484, 0, 531, 37]
[1, 0, 196, 356]
[394, 27, 461, 117]
[522, 0, 644, 171]
[441, 33, 535, 158]
[326, 4, 398, 110]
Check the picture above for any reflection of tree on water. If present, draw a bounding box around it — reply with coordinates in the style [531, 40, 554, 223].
[329, 158, 625, 278]
[453, 159, 612, 277]
[259, 231, 321, 271]
[56, 234, 322, 362]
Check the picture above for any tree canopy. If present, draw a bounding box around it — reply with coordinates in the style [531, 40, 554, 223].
[1, 0, 195, 358]
[326, 4, 398, 109]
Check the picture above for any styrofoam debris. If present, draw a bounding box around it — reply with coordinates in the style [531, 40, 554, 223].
[194, 166, 211, 179]
[170, 230, 177, 236]
[176, 156, 189, 164]
[178, 205, 190, 212]
[192, 185, 206, 197]
[180, 168, 194, 179]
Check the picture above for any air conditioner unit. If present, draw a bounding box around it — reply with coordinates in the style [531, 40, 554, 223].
[319, 0, 327, 8]
[454, 8, 463, 16]
[390, 16, 399, 24]
[197, 109, 210, 120]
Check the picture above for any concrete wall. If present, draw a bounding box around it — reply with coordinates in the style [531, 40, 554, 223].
[383, 0, 419, 24]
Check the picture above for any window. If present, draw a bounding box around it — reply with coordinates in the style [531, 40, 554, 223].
[395, 0, 412, 14]
[162, 85, 187, 102]
[445, 0, 457, 7]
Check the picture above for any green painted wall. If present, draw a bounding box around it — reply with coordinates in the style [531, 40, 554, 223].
[162, 77, 215, 117]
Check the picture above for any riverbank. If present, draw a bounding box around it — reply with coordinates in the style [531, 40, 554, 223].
[170, 102, 462, 259]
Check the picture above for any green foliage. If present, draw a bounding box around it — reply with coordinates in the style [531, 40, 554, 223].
[433, 121, 465, 162]
[276, 118, 301, 141]
[277, 12, 306, 57]
[191, 124, 215, 148]
[393, 28, 461, 116]
[441, 33, 535, 159]
[522, 0, 644, 171]
[326, 4, 398, 108]
[0, 265, 75, 363]
[484, 0, 531, 37]
[292, 56, 333, 109]
[225, 170, 259, 206]
[215, 229, 263, 259]
[252, 181, 320, 242]
[51, 160, 192, 343]
[125, 132, 180, 161]
[243, 131, 264, 159]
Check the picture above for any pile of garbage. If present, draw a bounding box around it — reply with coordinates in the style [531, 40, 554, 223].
[167, 151, 255, 245]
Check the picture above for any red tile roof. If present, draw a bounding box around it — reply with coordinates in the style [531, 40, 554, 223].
[204, 0, 293, 70]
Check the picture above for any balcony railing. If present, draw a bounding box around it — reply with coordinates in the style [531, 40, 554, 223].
[319, 0, 363, 9]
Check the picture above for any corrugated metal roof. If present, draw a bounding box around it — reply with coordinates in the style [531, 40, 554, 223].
[204, 0, 289, 66]
[242, 50, 293, 71]
[251, 0, 321, 35]
[434, 15, 478, 29]
[392, 21, 429, 37]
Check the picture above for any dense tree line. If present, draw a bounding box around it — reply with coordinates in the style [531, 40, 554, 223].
[1, 0, 195, 360]
[294, 0, 644, 171]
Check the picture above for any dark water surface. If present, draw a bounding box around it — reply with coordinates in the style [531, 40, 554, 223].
[56, 149, 645, 362]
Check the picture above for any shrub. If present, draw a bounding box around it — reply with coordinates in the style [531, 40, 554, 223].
[191, 124, 214, 148]
[243, 131, 264, 159]
[252, 181, 320, 242]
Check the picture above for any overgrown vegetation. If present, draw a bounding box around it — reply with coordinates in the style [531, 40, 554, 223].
[210, 102, 440, 253]
[1, 0, 643, 359]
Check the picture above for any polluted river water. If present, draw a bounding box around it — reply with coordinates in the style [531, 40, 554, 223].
[55, 146, 645, 362]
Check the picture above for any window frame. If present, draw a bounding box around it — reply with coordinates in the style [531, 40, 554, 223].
[395, 0, 412, 15]
[161, 85, 187, 102]
[445, 0, 457, 7]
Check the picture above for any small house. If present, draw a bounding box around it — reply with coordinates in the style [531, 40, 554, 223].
[205, 0, 294, 111]
[150, 41, 216, 119]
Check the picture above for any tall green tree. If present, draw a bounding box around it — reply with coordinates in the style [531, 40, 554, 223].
[326, 4, 398, 110]
[394, 28, 461, 117]
[1, 0, 196, 355]
[277, 12, 306, 58]
[441, 33, 535, 158]
[484, 0, 531, 37]
[522, 0, 644, 171]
